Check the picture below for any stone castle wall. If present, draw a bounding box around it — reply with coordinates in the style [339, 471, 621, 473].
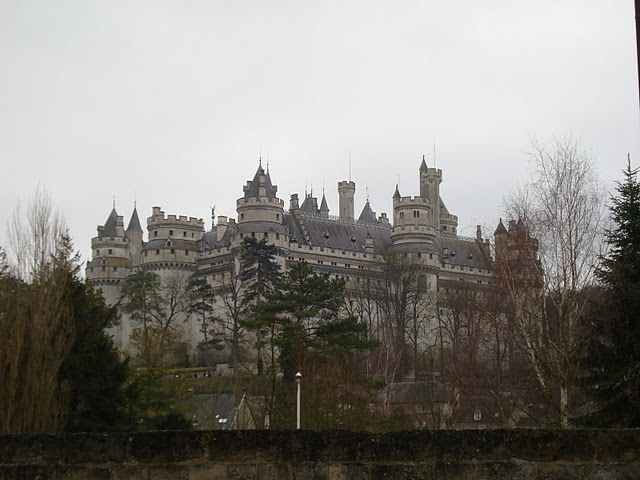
[1, 429, 639, 479]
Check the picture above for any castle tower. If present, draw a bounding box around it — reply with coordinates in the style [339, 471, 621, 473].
[391, 176, 436, 251]
[236, 162, 287, 245]
[86, 205, 131, 349]
[125, 205, 144, 265]
[419, 156, 443, 232]
[338, 180, 355, 220]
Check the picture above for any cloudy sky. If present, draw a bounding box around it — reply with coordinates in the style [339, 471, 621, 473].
[1, 1, 638, 264]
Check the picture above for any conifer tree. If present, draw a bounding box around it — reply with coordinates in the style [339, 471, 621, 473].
[583, 158, 640, 426]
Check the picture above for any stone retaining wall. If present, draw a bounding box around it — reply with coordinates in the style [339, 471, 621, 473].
[1, 429, 639, 479]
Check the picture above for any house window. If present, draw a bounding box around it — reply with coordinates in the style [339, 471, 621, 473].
[171, 248, 175, 254]
[108, 249, 113, 255]
[185, 250, 189, 255]
[169, 230, 174, 236]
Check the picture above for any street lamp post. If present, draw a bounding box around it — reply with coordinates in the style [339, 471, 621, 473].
[295, 371, 302, 430]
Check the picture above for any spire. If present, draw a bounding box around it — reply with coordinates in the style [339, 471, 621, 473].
[494, 218, 508, 235]
[393, 184, 401, 199]
[319, 192, 329, 217]
[100, 206, 119, 238]
[420, 155, 428, 172]
[126, 205, 143, 234]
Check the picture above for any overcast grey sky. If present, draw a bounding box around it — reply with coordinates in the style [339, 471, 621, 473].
[1, 1, 639, 264]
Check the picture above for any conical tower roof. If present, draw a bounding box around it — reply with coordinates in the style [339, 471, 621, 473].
[100, 207, 119, 237]
[126, 206, 143, 234]
[419, 155, 428, 172]
[319, 193, 329, 213]
[494, 218, 508, 235]
[393, 184, 401, 199]
[358, 201, 377, 224]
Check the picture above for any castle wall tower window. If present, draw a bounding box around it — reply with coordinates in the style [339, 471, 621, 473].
[154, 231, 158, 237]
[96, 249, 100, 255]
[183, 231, 186, 237]
[108, 249, 113, 254]
[156, 249, 160, 255]
[185, 250, 189, 255]
[169, 230, 174, 236]
[171, 248, 175, 254]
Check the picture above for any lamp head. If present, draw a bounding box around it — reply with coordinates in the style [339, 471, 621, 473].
[295, 371, 302, 379]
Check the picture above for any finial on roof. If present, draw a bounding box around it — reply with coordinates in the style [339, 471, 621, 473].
[366, 185, 369, 202]
[266, 159, 269, 174]
[393, 184, 401, 199]
[112, 195, 116, 209]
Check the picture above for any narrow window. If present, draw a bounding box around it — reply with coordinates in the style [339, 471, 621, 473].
[171, 248, 175, 254]
[183, 231, 187, 237]
[156, 249, 160, 255]
[169, 230, 174, 236]
[108, 249, 113, 255]
[185, 250, 189, 255]
[154, 231, 158, 237]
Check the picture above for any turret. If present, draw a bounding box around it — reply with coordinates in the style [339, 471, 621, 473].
[319, 192, 330, 218]
[236, 163, 287, 242]
[125, 205, 144, 265]
[338, 181, 355, 220]
[418, 156, 443, 231]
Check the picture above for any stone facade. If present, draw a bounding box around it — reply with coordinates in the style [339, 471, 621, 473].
[1, 429, 639, 479]
[86, 157, 503, 359]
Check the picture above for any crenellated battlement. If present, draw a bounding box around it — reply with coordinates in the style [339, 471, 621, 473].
[236, 196, 285, 208]
[394, 195, 429, 205]
[148, 207, 204, 228]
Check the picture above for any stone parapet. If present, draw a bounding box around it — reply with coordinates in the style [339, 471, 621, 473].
[0, 429, 639, 479]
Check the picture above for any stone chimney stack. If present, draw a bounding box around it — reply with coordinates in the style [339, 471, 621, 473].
[338, 181, 355, 221]
[216, 216, 228, 242]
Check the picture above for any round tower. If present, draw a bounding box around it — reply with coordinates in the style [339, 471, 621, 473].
[143, 206, 204, 277]
[86, 206, 131, 349]
[338, 180, 355, 220]
[235, 163, 288, 247]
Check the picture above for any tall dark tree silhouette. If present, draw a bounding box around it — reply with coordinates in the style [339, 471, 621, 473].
[583, 158, 640, 426]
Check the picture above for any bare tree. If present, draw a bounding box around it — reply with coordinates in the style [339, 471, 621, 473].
[0, 190, 74, 433]
[504, 136, 605, 427]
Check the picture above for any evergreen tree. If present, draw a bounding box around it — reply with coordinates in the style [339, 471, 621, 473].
[255, 261, 373, 380]
[239, 237, 282, 376]
[46, 235, 132, 432]
[187, 278, 222, 364]
[582, 158, 640, 426]
[120, 271, 163, 366]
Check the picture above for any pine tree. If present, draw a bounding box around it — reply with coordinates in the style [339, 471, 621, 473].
[583, 158, 640, 426]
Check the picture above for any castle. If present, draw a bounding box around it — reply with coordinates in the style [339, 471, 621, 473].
[87, 156, 501, 362]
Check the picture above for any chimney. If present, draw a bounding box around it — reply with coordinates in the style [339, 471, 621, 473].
[216, 216, 228, 242]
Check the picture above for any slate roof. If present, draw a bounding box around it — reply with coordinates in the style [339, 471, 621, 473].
[126, 207, 143, 234]
[299, 195, 319, 214]
[286, 212, 392, 255]
[494, 218, 508, 235]
[358, 201, 377, 224]
[242, 164, 278, 200]
[99, 208, 119, 237]
[319, 193, 329, 213]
